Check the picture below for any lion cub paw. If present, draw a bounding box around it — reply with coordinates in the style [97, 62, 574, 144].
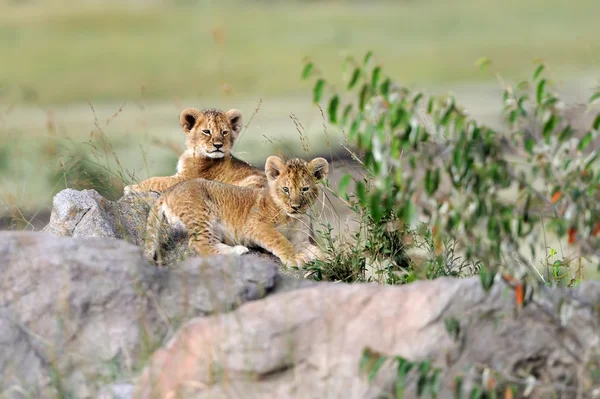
[281, 252, 311, 268]
[232, 245, 250, 255]
[297, 243, 325, 262]
[215, 243, 249, 256]
[123, 185, 135, 196]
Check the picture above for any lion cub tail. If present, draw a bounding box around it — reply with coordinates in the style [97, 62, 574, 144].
[143, 198, 165, 265]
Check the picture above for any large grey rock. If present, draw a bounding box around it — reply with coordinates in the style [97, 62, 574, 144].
[42, 188, 153, 241]
[0, 231, 295, 398]
[135, 277, 600, 398]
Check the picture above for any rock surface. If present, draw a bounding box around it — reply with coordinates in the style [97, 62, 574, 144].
[0, 231, 309, 398]
[135, 277, 600, 398]
[42, 188, 195, 265]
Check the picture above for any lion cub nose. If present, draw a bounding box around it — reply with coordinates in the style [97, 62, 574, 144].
[213, 143, 223, 149]
[291, 204, 301, 211]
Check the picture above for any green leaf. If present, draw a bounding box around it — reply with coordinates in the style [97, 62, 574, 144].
[341, 104, 353, 125]
[359, 84, 369, 111]
[454, 376, 463, 398]
[349, 116, 362, 142]
[380, 78, 391, 97]
[363, 51, 373, 66]
[348, 68, 361, 89]
[356, 181, 367, 205]
[542, 114, 557, 141]
[359, 348, 387, 383]
[328, 95, 340, 124]
[536, 79, 547, 104]
[479, 265, 496, 292]
[469, 387, 482, 399]
[558, 125, 573, 142]
[425, 168, 440, 195]
[313, 79, 326, 103]
[402, 199, 416, 226]
[390, 107, 407, 129]
[412, 92, 424, 107]
[369, 191, 383, 223]
[301, 62, 313, 80]
[593, 114, 600, 130]
[427, 98, 434, 114]
[430, 369, 441, 397]
[578, 131, 593, 151]
[439, 102, 455, 127]
[395, 358, 413, 399]
[371, 66, 381, 92]
[517, 95, 528, 116]
[516, 80, 529, 91]
[525, 137, 535, 155]
[533, 64, 545, 80]
[474, 56, 490, 71]
[338, 174, 352, 196]
[589, 92, 600, 105]
[368, 356, 386, 382]
[544, 96, 559, 107]
[416, 361, 431, 396]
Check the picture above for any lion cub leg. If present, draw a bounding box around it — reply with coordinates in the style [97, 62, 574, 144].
[175, 210, 249, 258]
[247, 223, 312, 267]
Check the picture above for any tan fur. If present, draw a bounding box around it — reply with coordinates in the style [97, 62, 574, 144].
[124, 108, 266, 194]
[143, 156, 329, 267]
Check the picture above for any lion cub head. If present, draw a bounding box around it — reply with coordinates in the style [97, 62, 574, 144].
[179, 108, 243, 159]
[265, 156, 329, 216]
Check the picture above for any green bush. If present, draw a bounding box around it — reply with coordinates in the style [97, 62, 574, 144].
[303, 52, 600, 287]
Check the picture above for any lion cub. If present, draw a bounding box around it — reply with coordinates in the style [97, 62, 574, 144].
[143, 156, 328, 267]
[124, 107, 266, 194]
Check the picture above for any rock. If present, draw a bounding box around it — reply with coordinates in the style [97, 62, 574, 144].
[135, 277, 600, 398]
[0, 231, 288, 398]
[42, 188, 155, 242]
[42, 188, 103, 236]
[97, 383, 135, 399]
[42, 188, 198, 265]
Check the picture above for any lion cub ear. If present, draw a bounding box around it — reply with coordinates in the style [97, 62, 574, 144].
[308, 157, 329, 181]
[225, 109, 243, 137]
[265, 156, 285, 182]
[180, 108, 202, 134]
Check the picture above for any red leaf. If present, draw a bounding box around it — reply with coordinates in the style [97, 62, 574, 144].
[502, 273, 517, 284]
[568, 227, 576, 244]
[551, 191, 562, 204]
[515, 283, 524, 309]
[593, 222, 600, 237]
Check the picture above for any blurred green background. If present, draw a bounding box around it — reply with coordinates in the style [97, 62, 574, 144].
[0, 0, 599, 218]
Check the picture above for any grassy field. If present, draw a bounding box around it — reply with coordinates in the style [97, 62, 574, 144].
[1, 0, 599, 104]
[0, 0, 599, 213]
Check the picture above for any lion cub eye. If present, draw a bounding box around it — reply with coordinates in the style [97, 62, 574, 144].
[301, 187, 310, 193]
[202, 129, 211, 136]
[282, 187, 290, 194]
[222, 131, 229, 136]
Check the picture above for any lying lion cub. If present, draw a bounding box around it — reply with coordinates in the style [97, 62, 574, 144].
[124, 107, 266, 195]
[143, 156, 328, 267]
